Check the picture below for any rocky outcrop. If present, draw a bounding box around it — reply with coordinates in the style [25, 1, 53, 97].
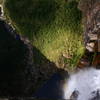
[79, 0, 100, 52]
[77, 0, 100, 68]
[0, 19, 34, 96]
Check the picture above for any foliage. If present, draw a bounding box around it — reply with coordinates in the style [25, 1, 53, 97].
[5, 0, 84, 70]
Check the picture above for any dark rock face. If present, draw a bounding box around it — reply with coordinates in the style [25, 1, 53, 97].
[90, 90, 100, 100]
[0, 20, 34, 96]
[34, 69, 69, 99]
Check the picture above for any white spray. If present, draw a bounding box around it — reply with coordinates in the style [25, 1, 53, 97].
[0, 5, 4, 17]
[64, 68, 100, 100]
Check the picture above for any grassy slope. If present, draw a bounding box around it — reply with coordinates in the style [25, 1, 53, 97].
[4, 0, 84, 70]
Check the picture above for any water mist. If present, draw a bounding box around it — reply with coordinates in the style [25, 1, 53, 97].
[64, 67, 100, 100]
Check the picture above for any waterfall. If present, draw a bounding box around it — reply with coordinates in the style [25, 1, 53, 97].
[0, 5, 4, 17]
[64, 68, 100, 100]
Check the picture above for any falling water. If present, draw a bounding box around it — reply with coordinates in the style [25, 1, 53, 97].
[64, 67, 100, 100]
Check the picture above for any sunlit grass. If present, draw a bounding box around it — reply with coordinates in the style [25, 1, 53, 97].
[4, 0, 84, 70]
[33, 27, 84, 70]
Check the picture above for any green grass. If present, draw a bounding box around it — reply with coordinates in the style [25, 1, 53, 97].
[4, 0, 84, 70]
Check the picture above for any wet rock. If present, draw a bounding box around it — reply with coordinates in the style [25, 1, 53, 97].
[77, 50, 94, 69]
[33, 69, 69, 100]
[92, 53, 100, 68]
[70, 90, 79, 100]
[90, 90, 100, 100]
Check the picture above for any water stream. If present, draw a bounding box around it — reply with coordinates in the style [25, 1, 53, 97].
[64, 67, 100, 100]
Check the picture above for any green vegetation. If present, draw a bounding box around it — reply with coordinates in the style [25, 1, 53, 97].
[4, 0, 84, 70]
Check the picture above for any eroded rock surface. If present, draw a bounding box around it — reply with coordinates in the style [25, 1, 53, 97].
[79, 0, 100, 51]
[77, 0, 100, 69]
